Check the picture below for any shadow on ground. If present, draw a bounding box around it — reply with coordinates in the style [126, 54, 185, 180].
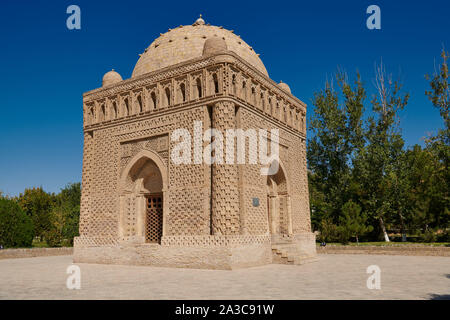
[428, 294, 450, 300]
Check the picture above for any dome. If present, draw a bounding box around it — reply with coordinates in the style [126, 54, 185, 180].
[203, 37, 227, 56]
[102, 69, 123, 87]
[278, 81, 291, 94]
[132, 16, 268, 77]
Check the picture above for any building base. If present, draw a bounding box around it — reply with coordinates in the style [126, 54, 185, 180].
[73, 233, 316, 270]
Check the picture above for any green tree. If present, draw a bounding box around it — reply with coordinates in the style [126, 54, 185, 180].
[337, 200, 373, 244]
[308, 71, 366, 226]
[401, 145, 448, 234]
[353, 62, 409, 241]
[308, 51, 449, 244]
[425, 48, 449, 144]
[17, 187, 55, 241]
[423, 48, 450, 234]
[318, 217, 339, 243]
[46, 183, 81, 247]
[0, 198, 34, 248]
[57, 182, 81, 245]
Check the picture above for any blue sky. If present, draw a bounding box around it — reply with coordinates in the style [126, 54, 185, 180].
[0, 0, 448, 196]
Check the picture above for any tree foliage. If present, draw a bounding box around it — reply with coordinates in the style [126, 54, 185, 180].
[17, 187, 54, 241]
[45, 183, 81, 247]
[309, 51, 449, 243]
[0, 197, 34, 248]
[425, 48, 449, 144]
[354, 62, 409, 241]
[308, 71, 366, 227]
[6, 183, 82, 247]
[337, 200, 373, 244]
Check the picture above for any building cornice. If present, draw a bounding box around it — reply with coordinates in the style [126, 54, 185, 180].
[83, 51, 307, 110]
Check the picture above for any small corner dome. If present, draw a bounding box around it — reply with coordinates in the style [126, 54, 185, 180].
[202, 36, 228, 56]
[102, 69, 122, 87]
[278, 81, 291, 94]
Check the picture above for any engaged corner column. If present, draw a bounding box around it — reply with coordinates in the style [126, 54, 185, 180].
[211, 101, 240, 235]
[286, 196, 293, 235]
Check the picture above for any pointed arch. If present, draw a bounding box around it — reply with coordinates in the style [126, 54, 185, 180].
[266, 158, 292, 235]
[212, 73, 219, 94]
[267, 158, 291, 196]
[123, 97, 130, 116]
[118, 150, 169, 242]
[120, 149, 168, 192]
[241, 81, 247, 100]
[179, 82, 186, 103]
[99, 104, 106, 122]
[196, 77, 202, 98]
[137, 95, 143, 113]
[150, 91, 157, 110]
[112, 101, 118, 119]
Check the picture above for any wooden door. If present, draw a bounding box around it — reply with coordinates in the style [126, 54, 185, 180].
[145, 194, 163, 243]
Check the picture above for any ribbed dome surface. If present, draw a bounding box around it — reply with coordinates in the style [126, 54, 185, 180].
[132, 17, 268, 77]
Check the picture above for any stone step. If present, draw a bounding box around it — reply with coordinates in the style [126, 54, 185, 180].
[272, 242, 318, 265]
[272, 246, 302, 265]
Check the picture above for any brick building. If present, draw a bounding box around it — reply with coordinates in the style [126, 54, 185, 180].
[74, 16, 317, 269]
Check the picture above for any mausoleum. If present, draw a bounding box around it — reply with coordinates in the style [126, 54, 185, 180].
[74, 15, 317, 269]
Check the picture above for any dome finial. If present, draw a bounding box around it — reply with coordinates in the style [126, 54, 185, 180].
[193, 14, 205, 26]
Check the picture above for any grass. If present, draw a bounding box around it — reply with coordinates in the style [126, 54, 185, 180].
[31, 239, 49, 248]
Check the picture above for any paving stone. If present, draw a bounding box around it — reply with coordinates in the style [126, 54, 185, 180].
[0, 254, 448, 299]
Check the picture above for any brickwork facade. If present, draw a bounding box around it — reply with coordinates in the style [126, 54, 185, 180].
[74, 16, 317, 269]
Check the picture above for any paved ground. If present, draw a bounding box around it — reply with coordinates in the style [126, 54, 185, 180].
[0, 254, 449, 299]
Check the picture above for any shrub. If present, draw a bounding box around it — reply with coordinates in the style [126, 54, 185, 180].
[0, 198, 34, 248]
[422, 229, 437, 243]
[43, 229, 63, 247]
[436, 229, 450, 242]
[318, 218, 339, 242]
[337, 200, 373, 244]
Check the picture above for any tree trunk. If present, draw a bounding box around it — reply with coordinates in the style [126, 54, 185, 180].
[379, 217, 390, 242]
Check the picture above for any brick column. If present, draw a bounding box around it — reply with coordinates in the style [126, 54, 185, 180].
[211, 101, 240, 235]
[286, 196, 293, 235]
[79, 132, 94, 236]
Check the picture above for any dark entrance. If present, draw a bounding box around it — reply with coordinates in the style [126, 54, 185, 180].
[145, 194, 163, 243]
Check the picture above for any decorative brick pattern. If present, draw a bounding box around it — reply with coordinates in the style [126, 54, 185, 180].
[161, 235, 271, 247]
[211, 101, 240, 235]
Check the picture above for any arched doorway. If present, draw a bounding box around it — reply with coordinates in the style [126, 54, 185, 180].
[119, 150, 168, 244]
[267, 162, 292, 236]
